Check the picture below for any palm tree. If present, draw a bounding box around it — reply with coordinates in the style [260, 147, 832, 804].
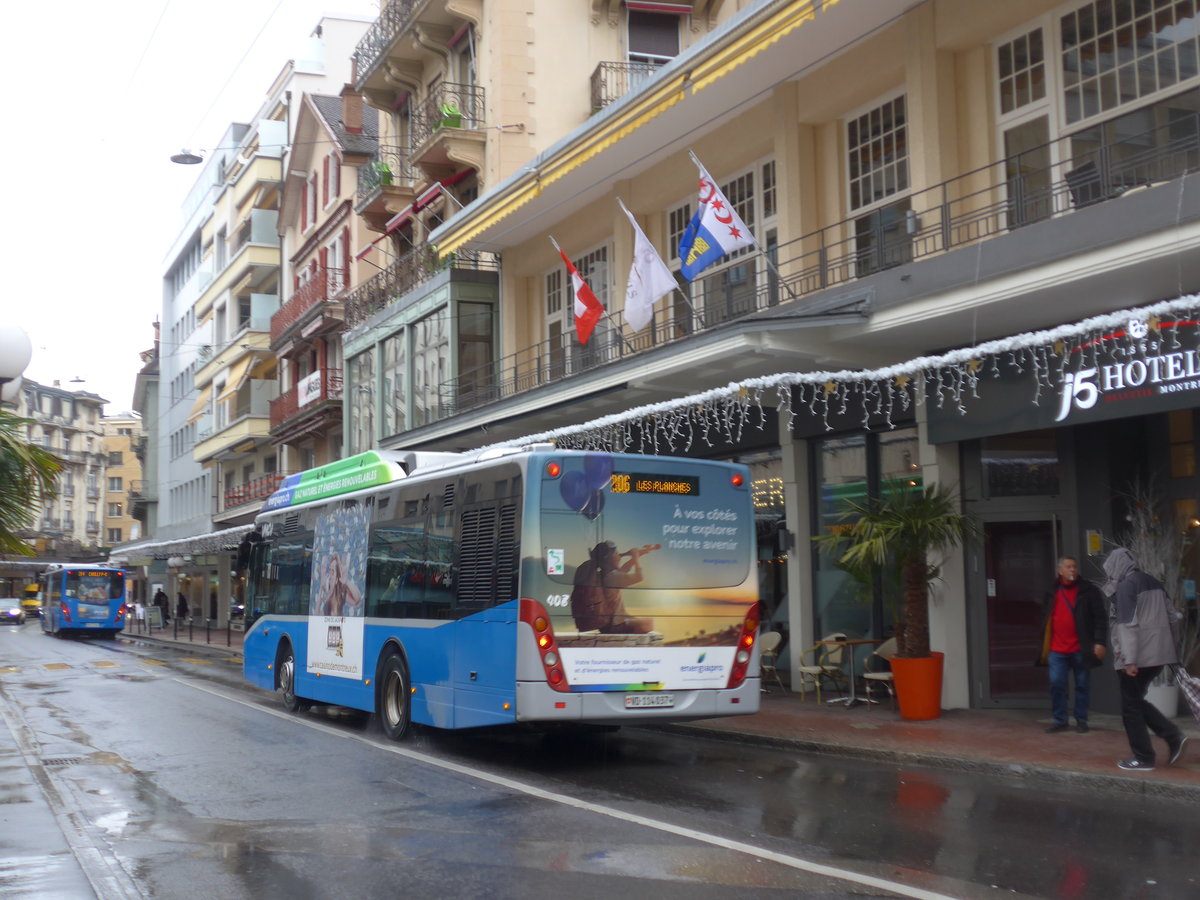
[815, 482, 976, 659]
[0, 409, 62, 555]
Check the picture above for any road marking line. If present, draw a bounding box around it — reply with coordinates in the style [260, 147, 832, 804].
[178, 658, 213, 665]
[92, 661, 119, 668]
[178, 678, 961, 900]
[140, 660, 168, 666]
[0, 666, 18, 674]
[44, 663, 70, 670]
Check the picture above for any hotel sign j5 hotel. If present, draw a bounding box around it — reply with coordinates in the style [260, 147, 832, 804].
[928, 314, 1200, 444]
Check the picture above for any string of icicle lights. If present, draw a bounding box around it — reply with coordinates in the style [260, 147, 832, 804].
[480, 294, 1200, 455]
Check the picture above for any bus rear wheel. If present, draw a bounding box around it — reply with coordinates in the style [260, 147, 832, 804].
[278, 647, 311, 713]
[378, 653, 411, 741]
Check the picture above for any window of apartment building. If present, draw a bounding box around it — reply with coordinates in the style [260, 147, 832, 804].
[108, 451, 123, 465]
[451, 25, 476, 86]
[628, 9, 680, 65]
[306, 172, 319, 229]
[846, 92, 911, 277]
[107, 528, 122, 543]
[413, 307, 450, 427]
[216, 227, 227, 270]
[108, 477, 123, 492]
[348, 348, 376, 455]
[382, 332, 407, 437]
[107, 502, 122, 517]
[238, 296, 252, 330]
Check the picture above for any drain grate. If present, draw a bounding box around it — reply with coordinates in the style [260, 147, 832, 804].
[41, 757, 82, 768]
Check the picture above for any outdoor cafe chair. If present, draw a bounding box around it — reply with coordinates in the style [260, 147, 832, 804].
[795, 632, 848, 702]
[758, 630, 785, 692]
[861, 636, 898, 710]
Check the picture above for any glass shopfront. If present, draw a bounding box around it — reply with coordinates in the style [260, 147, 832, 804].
[811, 427, 921, 640]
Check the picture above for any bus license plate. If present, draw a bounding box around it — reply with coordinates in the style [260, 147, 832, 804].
[625, 693, 674, 709]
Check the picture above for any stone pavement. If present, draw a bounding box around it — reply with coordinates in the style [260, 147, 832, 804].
[120, 624, 1200, 798]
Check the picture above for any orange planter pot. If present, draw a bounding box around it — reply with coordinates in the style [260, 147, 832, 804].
[891, 650, 944, 720]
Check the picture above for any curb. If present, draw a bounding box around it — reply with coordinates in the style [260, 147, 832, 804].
[661, 722, 1200, 801]
[116, 633, 243, 660]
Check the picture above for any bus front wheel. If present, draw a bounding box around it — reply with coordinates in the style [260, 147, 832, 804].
[378, 653, 411, 741]
[278, 646, 311, 713]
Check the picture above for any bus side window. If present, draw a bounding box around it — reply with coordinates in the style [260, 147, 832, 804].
[246, 541, 273, 622]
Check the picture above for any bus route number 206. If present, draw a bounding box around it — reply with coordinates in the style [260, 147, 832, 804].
[545, 594, 571, 608]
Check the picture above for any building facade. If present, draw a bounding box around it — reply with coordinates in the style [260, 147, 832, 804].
[13, 379, 109, 559]
[333, 0, 1199, 713]
[101, 414, 143, 553]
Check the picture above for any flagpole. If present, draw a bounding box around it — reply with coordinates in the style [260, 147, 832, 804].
[616, 196, 702, 334]
[687, 151, 803, 306]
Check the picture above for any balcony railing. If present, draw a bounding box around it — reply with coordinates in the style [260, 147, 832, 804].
[344, 246, 500, 329]
[591, 60, 666, 111]
[433, 109, 1200, 422]
[224, 473, 287, 509]
[352, 0, 420, 91]
[270, 368, 344, 430]
[356, 144, 419, 205]
[411, 82, 485, 149]
[271, 268, 348, 343]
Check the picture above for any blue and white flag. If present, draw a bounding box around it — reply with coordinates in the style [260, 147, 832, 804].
[678, 158, 756, 281]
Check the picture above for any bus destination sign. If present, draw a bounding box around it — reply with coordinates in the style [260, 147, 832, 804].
[610, 473, 700, 496]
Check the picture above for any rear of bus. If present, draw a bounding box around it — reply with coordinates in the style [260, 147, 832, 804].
[47, 568, 127, 637]
[516, 451, 761, 724]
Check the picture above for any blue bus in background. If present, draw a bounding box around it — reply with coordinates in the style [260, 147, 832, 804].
[242, 445, 762, 739]
[39, 565, 128, 637]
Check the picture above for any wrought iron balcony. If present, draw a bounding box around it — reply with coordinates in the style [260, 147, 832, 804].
[590, 60, 666, 112]
[344, 245, 500, 330]
[356, 144, 419, 206]
[271, 268, 348, 344]
[223, 473, 287, 510]
[352, 0, 420, 92]
[270, 368, 344, 432]
[410, 82, 485, 149]
[432, 108, 1200, 423]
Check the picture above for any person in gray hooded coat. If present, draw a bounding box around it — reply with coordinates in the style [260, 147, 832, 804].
[1103, 546, 1187, 771]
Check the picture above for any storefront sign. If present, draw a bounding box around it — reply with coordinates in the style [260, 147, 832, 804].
[928, 315, 1200, 443]
[298, 370, 323, 407]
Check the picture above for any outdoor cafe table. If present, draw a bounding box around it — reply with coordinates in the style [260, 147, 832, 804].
[817, 637, 882, 707]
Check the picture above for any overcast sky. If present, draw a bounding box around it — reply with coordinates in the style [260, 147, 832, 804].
[4, 0, 377, 414]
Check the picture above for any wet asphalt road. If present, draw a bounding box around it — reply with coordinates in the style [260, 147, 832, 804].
[1, 623, 1197, 900]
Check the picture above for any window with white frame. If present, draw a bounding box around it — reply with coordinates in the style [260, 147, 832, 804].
[306, 172, 318, 229]
[348, 349, 375, 455]
[846, 93, 911, 277]
[381, 331, 406, 437]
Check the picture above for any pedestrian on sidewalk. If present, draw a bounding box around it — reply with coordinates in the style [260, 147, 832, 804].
[1038, 556, 1107, 734]
[176, 592, 189, 622]
[153, 589, 170, 625]
[1102, 546, 1188, 772]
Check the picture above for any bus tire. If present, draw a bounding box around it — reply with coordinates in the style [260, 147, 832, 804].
[278, 644, 311, 713]
[378, 653, 411, 741]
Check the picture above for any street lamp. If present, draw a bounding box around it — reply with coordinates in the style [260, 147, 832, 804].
[0, 325, 32, 405]
[170, 149, 203, 165]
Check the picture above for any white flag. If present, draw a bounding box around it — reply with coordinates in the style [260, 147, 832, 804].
[621, 203, 677, 332]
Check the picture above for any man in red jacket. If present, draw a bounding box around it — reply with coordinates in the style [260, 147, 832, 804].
[1039, 557, 1108, 734]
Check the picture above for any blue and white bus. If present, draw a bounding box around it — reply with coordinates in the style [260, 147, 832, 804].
[39, 565, 128, 637]
[242, 445, 762, 738]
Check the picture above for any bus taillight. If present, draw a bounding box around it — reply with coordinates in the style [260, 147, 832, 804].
[116, 604, 127, 622]
[519, 597, 570, 692]
[726, 601, 761, 689]
[60, 602, 72, 624]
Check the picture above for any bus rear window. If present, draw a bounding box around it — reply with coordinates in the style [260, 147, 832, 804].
[66, 572, 123, 601]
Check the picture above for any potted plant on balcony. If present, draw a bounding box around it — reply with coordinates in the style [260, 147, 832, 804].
[815, 481, 976, 720]
[436, 102, 462, 131]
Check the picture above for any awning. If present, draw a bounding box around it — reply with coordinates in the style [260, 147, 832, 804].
[186, 385, 212, 424]
[215, 356, 253, 403]
[385, 204, 414, 234]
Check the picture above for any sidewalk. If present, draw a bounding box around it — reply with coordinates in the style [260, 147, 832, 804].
[122, 624, 1200, 797]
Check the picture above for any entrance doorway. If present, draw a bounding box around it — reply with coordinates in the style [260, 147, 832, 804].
[978, 517, 1061, 706]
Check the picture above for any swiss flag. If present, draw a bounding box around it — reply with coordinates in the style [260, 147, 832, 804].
[559, 248, 605, 345]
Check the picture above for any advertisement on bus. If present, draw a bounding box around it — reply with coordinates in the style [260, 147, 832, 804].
[306, 503, 371, 679]
[527, 452, 756, 693]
